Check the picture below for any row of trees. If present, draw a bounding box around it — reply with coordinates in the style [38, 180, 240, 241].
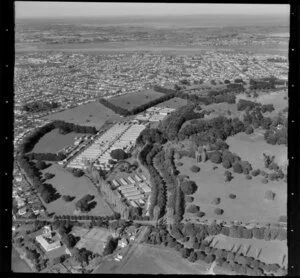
[249, 78, 276, 90]
[138, 143, 166, 219]
[153, 85, 176, 94]
[18, 120, 97, 155]
[99, 92, 176, 116]
[144, 225, 286, 276]
[159, 104, 203, 141]
[179, 116, 246, 145]
[26, 152, 66, 162]
[22, 100, 60, 113]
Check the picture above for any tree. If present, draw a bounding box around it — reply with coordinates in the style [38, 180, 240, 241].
[214, 208, 224, 215]
[210, 151, 222, 164]
[197, 211, 205, 218]
[72, 169, 84, 177]
[103, 236, 118, 256]
[62, 195, 75, 202]
[44, 173, 55, 180]
[233, 162, 243, 174]
[224, 170, 233, 182]
[186, 205, 200, 214]
[181, 248, 191, 259]
[188, 251, 197, 262]
[229, 194, 236, 199]
[181, 180, 197, 195]
[36, 160, 47, 170]
[190, 165, 200, 173]
[245, 125, 254, 134]
[110, 149, 128, 160]
[186, 196, 194, 203]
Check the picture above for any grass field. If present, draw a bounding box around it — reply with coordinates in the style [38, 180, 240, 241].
[175, 156, 286, 224]
[206, 234, 287, 267]
[202, 102, 241, 119]
[41, 164, 113, 216]
[72, 227, 114, 255]
[42, 102, 124, 129]
[108, 89, 164, 110]
[226, 130, 287, 170]
[32, 128, 83, 154]
[95, 244, 209, 274]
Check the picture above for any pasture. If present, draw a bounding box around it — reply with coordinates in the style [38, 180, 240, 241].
[41, 164, 113, 216]
[206, 234, 287, 268]
[226, 130, 288, 170]
[202, 102, 241, 119]
[42, 102, 124, 129]
[108, 89, 164, 110]
[72, 227, 114, 255]
[175, 156, 286, 224]
[31, 128, 83, 154]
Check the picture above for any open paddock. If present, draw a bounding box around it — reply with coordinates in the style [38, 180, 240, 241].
[175, 156, 286, 224]
[31, 128, 84, 154]
[108, 89, 164, 110]
[42, 102, 124, 129]
[226, 131, 287, 170]
[206, 234, 287, 268]
[41, 164, 113, 216]
[156, 97, 188, 109]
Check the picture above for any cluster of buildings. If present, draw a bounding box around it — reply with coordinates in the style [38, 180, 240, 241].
[13, 169, 45, 218]
[110, 173, 151, 208]
[66, 122, 145, 171]
[134, 106, 175, 122]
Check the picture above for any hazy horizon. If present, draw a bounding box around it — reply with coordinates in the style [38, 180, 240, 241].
[16, 2, 290, 19]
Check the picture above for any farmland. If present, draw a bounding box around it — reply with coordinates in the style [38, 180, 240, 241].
[108, 89, 164, 110]
[41, 164, 113, 216]
[206, 234, 287, 268]
[42, 102, 124, 129]
[72, 227, 115, 255]
[31, 128, 83, 154]
[175, 156, 286, 224]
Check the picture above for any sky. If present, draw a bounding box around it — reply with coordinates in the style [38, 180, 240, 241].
[16, 2, 290, 19]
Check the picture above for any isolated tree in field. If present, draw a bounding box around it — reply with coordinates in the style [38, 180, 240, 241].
[214, 208, 224, 215]
[103, 236, 118, 256]
[62, 195, 75, 202]
[264, 190, 275, 200]
[190, 165, 200, 173]
[229, 193, 236, 199]
[224, 170, 233, 182]
[211, 197, 221, 205]
[261, 178, 269, 184]
[110, 149, 128, 160]
[197, 211, 205, 218]
[186, 196, 194, 203]
[186, 205, 200, 214]
[181, 180, 197, 195]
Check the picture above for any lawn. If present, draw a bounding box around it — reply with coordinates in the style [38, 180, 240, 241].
[175, 156, 286, 224]
[32, 128, 84, 154]
[72, 227, 114, 255]
[42, 101, 124, 129]
[202, 102, 242, 119]
[206, 234, 287, 268]
[41, 164, 113, 216]
[108, 89, 164, 110]
[226, 130, 287, 170]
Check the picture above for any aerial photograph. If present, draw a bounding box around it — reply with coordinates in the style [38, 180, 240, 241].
[12, 2, 288, 275]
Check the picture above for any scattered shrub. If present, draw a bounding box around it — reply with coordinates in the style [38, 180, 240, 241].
[177, 162, 183, 166]
[245, 174, 252, 180]
[181, 180, 198, 195]
[264, 190, 275, 200]
[233, 162, 243, 174]
[186, 196, 194, 203]
[229, 194, 236, 199]
[261, 178, 269, 184]
[197, 211, 205, 218]
[214, 208, 224, 215]
[251, 169, 260, 176]
[190, 165, 200, 173]
[211, 197, 221, 205]
[186, 205, 200, 213]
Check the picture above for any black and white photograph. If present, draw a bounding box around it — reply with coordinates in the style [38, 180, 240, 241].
[11, 1, 290, 275]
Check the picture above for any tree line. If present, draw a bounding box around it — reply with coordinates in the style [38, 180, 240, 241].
[99, 92, 175, 116]
[22, 100, 60, 113]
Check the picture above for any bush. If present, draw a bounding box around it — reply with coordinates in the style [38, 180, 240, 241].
[72, 169, 84, 177]
[190, 165, 200, 173]
[186, 196, 194, 203]
[177, 162, 183, 166]
[211, 197, 221, 205]
[222, 159, 232, 169]
[245, 174, 252, 180]
[245, 126, 254, 134]
[36, 160, 48, 170]
[210, 151, 222, 164]
[181, 180, 198, 195]
[233, 162, 243, 174]
[110, 149, 128, 160]
[44, 173, 55, 180]
[229, 194, 236, 199]
[197, 211, 205, 218]
[186, 205, 200, 213]
[62, 195, 75, 202]
[251, 169, 260, 176]
[264, 190, 275, 200]
[261, 178, 268, 184]
[214, 208, 224, 215]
